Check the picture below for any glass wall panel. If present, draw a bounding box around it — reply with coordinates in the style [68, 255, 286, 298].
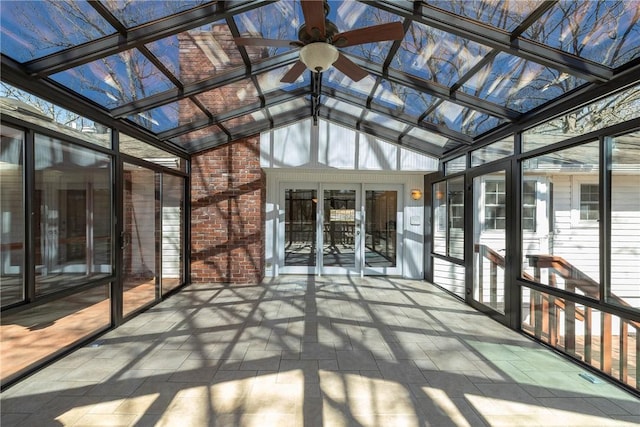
[120, 133, 184, 171]
[364, 190, 397, 268]
[433, 178, 464, 259]
[323, 189, 357, 268]
[445, 155, 465, 174]
[521, 141, 600, 300]
[432, 181, 447, 256]
[34, 134, 112, 296]
[162, 174, 184, 295]
[522, 288, 638, 391]
[0, 125, 24, 307]
[433, 258, 465, 299]
[123, 163, 157, 316]
[0, 283, 111, 385]
[1, 84, 112, 148]
[610, 131, 640, 311]
[522, 84, 640, 152]
[471, 137, 514, 167]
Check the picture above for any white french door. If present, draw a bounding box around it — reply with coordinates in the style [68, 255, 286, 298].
[279, 183, 402, 276]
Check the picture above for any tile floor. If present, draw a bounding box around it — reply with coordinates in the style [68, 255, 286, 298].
[1, 276, 639, 427]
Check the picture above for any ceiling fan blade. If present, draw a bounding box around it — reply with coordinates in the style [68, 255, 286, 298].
[301, 0, 326, 38]
[280, 61, 307, 83]
[234, 37, 298, 48]
[333, 22, 405, 48]
[333, 53, 368, 82]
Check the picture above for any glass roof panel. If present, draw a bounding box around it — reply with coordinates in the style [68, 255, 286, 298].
[429, 0, 544, 32]
[424, 101, 505, 137]
[323, 98, 364, 118]
[0, 1, 115, 62]
[328, 1, 398, 63]
[392, 21, 492, 86]
[256, 65, 311, 95]
[145, 21, 245, 84]
[222, 111, 268, 133]
[169, 124, 225, 149]
[372, 79, 438, 118]
[128, 99, 207, 134]
[406, 126, 451, 148]
[524, 0, 640, 68]
[195, 78, 258, 115]
[233, 1, 300, 56]
[460, 52, 587, 113]
[50, 48, 176, 109]
[363, 111, 409, 133]
[323, 69, 376, 100]
[102, 0, 211, 29]
[269, 98, 309, 117]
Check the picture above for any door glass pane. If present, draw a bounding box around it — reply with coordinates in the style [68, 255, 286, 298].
[34, 134, 112, 296]
[448, 177, 465, 259]
[473, 171, 506, 314]
[365, 190, 396, 268]
[285, 189, 317, 266]
[323, 190, 356, 267]
[123, 163, 157, 316]
[162, 174, 184, 295]
[1, 125, 24, 306]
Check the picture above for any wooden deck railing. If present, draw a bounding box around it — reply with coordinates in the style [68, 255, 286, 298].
[475, 244, 638, 389]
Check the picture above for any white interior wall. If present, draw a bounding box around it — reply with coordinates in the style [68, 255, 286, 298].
[261, 119, 439, 279]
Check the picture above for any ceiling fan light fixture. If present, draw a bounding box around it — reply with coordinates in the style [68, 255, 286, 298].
[299, 42, 339, 73]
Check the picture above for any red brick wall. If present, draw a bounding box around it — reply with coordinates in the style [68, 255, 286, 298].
[190, 137, 265, 283]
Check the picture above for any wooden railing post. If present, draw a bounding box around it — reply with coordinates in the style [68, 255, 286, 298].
[601, 312, 612, 374]
[620, 321, 628, 384]
[549, 295, 557, 346]
[565, 281, 576, 356]
[490, 260, 497, 308]
[585, 307, 592, 364]
[478, 245, 484, 304]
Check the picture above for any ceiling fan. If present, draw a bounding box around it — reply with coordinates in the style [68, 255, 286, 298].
[234, 0, 405, 83]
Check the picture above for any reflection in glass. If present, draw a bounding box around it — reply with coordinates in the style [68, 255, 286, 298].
[123, 163, 157, 316]
[433, 258, 465, 299]
[103, 0, 208, 29]
[34, 135, 112, 296]
[365, 191, 396, 268]
[162, 174, 185, 295]
[445, 155, 466, 174]
[394, 22, 491, 85]
[461, 52, 586, 112]
[285, 189, 317, 266]
[323, 190, 356, 267]
[147, 21, 246, 84]
[0, 84, 112, 148]
[448, 177, 465, 259]
[120, 134, 184, 171]
[471, 137, 514, 167]
[129, 100, 206, 134]
[195, 78, 258, 115]
[524, 1, 640, 68]
[521, 142, 600, 299]
[426, 100, 505, 137]
[372, 80, 437, 118]
[610, 132, 640, 310]
[0, 125, 24, 307]
[0, 0, 114, 62]
[233, 2, 300, 57]
[473, 171, 506, 314]
[50, 49, 175, 109]
[0, 283, 111, 385]
[429, 0, 543, 31]
[433, 181, 447, 256]
[523, 84, 640, 152]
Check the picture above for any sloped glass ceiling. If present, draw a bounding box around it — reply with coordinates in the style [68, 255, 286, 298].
[1, 0, 639, 158]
